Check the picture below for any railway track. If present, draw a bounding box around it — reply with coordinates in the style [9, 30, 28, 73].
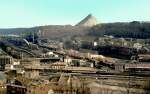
[40, 72, 150, 81]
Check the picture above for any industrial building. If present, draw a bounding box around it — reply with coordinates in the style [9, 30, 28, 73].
[0, 56, 13, 70]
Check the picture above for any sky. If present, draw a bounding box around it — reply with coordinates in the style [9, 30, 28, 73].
[0, 0, 150, 28]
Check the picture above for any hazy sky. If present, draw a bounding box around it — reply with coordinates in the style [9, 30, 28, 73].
[0, 0, 150, 28]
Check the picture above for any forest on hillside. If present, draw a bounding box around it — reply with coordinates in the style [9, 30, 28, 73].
[89, 21, 150, 39]
[1, 21, 150, 39]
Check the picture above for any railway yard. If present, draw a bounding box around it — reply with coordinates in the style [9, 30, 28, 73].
[0, 35, 150, 94]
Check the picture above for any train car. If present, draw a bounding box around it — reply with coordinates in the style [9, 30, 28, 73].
[115, 63, 150, 72]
